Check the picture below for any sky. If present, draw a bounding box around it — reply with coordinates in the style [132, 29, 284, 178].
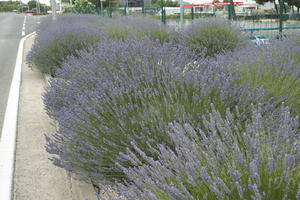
[2, 0, 51, 6]
[21, 0, 51, 6]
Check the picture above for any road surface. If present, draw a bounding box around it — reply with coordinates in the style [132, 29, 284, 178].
[0, 13, 41, 138]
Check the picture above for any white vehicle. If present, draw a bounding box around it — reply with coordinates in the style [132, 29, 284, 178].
[250, 35, 270, 45]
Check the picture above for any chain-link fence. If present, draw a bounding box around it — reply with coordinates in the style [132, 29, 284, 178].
[65, 1, 300, 38]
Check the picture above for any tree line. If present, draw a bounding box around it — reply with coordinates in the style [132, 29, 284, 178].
[0, 0, 50, 12]
[0, 1, 19, 12]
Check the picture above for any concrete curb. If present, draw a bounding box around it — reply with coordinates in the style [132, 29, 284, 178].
[0, 32, 36, 200]
[13, 33, 74, 200]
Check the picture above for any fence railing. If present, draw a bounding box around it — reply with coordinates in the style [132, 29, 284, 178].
[65, 3, 300, 37]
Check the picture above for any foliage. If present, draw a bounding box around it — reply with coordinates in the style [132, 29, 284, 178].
[27, 0, 37, 10]
[44, 39, 195, 182]
[150, 0, 179, 8]
[183, 18, 248, 57]
[288, 33, 300, 46]
[27, 15, 105, 75]
[287, 0, 300, 9]
[33, 16, 300, 200]
[277, 0, 300, 9]
[99, 16, 173, 43]
[73, 0, 97, 14]
[98, 104, 300, 200]
[44, 37, 268, 184]
[220, 39, 300, 115]
[26, 0, 50, 12]
[0, 1, 21, 12]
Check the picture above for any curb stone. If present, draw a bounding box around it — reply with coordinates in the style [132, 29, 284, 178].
[13, 33, 97, 200]
[13, 33, 73, 200]
[0, 32, 36, 200]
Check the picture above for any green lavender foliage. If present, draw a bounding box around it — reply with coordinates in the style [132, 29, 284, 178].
[98, 16, 173, 43]
[44, 38, 266, 183]
[98, 105, 300, 200]
[184, 18, 249, 57]
[27, 15, 105, 75]
[221, 40, 300, 115]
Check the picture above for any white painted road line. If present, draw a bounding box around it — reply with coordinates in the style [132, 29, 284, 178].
[22, 16, 26, 36]
[0, 32, 35, 200]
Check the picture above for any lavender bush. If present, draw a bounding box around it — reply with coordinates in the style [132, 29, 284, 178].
[287, 32, 300, 46]
[183, 18, 248, 57]
[27, 14, 105, 75]
[44, 38, 267, 184]
[220, 40, 300, 115]
[98, 104, 300, 200]
[98, 16, 174, 43]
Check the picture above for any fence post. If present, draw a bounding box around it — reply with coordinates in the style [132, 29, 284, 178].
[109, 7, 112, 17]
[124, 6, 126, 16]
[191, 7, 194, 20]
[279, 0, 284, 37]
[160, 0, 164, 23]
[228, 5, 232, 20]
[142, 0, 145, 15]
[179, 0, 183, 26]
[51, 0, 56, 21]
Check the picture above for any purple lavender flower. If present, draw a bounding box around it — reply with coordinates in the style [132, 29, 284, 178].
[100, 16, 174, 43]
[27, 14, 106, 75]
[218, 39, 300, 115]
[98, 105, 300, 200]
[44, 37, 269, 184]
[183, 18, 249, 57]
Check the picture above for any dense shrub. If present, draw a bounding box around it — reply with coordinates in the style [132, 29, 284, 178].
[287, 33, 300, 46]
[27, 15, 105, 75]
[98, 16, 174, 43]
[98, 104, 300, 200]
[36, 16, 300, 199]
[220, 40, 300, 115]
[44, 38, 267, 184]
[71, 0, 97, 14]
[183, 18, 248, 57]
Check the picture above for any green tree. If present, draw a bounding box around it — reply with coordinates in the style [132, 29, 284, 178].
[40, 3, 50, 12]
[151, 0, 179, 8]
[286, 0, 300, 12]
[0, 1, 21, 12]
[73, 0, 96, 13]
[254, 0, 285, 14]
[27, 0, 37, 10]
[164, 0, 179, 7]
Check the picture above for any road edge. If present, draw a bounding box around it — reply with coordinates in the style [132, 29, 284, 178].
[0, 32, 36, 200]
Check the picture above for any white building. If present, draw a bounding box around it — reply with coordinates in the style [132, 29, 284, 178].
[186, 0, 256, 4]
[182, 0, 257, 14]
[184, 0, 280, 11]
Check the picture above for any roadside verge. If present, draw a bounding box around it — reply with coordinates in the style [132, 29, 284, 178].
[0, 32, 35, 200]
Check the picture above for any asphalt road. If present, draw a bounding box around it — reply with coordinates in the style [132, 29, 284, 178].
[0, 13, 42, 138]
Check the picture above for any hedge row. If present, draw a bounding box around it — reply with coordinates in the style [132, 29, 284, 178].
[27, 14, 300, 199]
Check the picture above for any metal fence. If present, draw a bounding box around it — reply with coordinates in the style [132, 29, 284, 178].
[65, 2, 300, 38]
